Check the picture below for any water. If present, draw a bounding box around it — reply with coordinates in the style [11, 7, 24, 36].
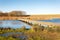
[38, 18, 60, 24]
[0, 20, 31, 29]
[0, 32, 22, 37]
[0, 20, 29, 39]
[0, 32, 27, 39]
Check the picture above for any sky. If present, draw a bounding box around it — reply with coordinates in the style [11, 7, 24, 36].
[0, 0, 60, 15]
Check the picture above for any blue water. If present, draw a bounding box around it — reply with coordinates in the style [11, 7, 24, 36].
[0, 20, 31, 29]
[0, 18, 60, 29]
[38, 18, 60, 23]
[0, 32, 27, 39]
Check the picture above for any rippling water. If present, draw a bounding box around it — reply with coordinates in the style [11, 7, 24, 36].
[0, 20, 31, 29]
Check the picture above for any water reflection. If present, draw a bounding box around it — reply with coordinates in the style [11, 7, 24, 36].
[0, 32, 27, 39]
[0, 20, 31, 29]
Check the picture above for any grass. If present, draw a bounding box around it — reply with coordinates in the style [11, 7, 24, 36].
[0, 24, 60, 40]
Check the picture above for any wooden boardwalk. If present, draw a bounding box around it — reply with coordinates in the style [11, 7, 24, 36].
[0, 17, 60, 27]
[19, 19, 60, 27]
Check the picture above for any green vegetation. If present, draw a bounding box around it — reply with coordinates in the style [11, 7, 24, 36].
[0, 24, 60, 40]
[0, 36, 20, 40]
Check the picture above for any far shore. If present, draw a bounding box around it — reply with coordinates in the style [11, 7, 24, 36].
[0, 15, 60, 20]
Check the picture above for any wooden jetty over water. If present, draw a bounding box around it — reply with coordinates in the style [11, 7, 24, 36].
[19, 19, 60, 27]
[0, 16, 60, 27]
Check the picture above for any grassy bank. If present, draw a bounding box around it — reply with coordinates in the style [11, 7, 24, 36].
[0, 24, 60, 40]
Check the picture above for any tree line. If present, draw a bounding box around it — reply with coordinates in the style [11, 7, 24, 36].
[0, 11, 30, 17]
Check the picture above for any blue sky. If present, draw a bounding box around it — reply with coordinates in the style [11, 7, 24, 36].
[0, 0, 60, 15]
